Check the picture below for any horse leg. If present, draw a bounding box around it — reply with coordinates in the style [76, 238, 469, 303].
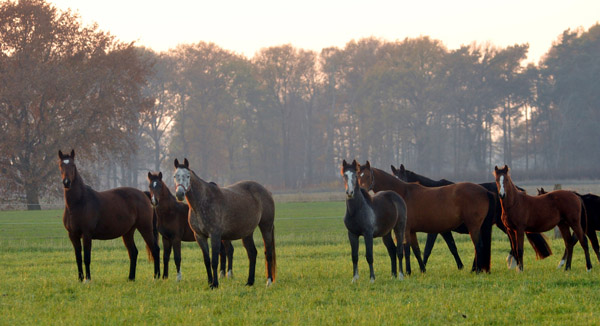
[440, 231, 464, 270]
[393, 228, 405, 280]
[348, 231, 360, 282]
[82, 236, 92, 281]
[570, 221, 593, 271]
[209, 235, 222, 288]
[173, 240, 182, 281]
[226, 241, 234, 278]
[259, 222, 276, 286]
[364, 233, 375, 282]
[515, 229, 525, 272]
[409, 232, 426, 273]
[122, 229, 138, 281]
[68, 232, 84, 281]
[219, 241, 227, 278]
[422, 233, 437, 267]
[194, 233, 212, 285]
[242, 234, 258, 286]
[587, 229, 600, 263]
[467, 227, 483, 273]
[382, 233, 397, 278]
[162, 236, 172, 280]
[557, 224, 574, 271]
[137, 226, 160, 279]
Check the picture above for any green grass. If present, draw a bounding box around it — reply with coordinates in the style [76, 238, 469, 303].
[1, 202, 600, 325]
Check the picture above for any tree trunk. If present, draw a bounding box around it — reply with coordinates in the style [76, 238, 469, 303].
[25, 182, 41, 210]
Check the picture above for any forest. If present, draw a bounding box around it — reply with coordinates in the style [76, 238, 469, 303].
[1, 0, 599, 209]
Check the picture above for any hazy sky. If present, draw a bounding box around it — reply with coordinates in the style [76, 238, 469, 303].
[50, 0, 599, 63]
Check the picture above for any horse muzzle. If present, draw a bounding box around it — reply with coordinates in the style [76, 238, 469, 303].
[175, 186, 186, 202]
[62, 178, 71, 189]
[345, 190, 354, 199]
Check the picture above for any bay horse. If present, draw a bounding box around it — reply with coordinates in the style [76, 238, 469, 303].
[358, 161, 493, 274]
[341, 160, 407, 282]
[58, 150, 160, 281]
[392, 164, 552, 270]
[494, 165, 592, 271]
[147, 172, 234, 281]
[538, 187, 600, 267]
[173, 158, 276, 288]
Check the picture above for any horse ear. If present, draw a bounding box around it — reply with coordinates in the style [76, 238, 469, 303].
[391, 165, 396, 173]
[494, 165, 499, 171]
[147, 172, 152, 180]
[400, 164, 405, 173]
[158, 172, 162, 180]
[343, 159, 348, 167]
[183, 158, 189, 168]
[365, 161, 371, 169]
[58, 150, 64, 159]
[174, 158, 179, 168]
[70, 149, 75, 159]
[502, 165, 509, 172]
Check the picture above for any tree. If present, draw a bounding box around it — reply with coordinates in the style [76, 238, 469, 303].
[0, 0, 152, 209]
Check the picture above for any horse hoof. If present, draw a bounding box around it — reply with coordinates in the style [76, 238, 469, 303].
[245, 282, 254, 286]
[587, 268, 592, 273]
[506, 255, 517, 269]
[370, 277, 375, 283]
[557, 259, 566, 269]
[398, 273, 404, 281]
[227, 270, 233, 278]
[219, 271, 225, 278]
[176, 273, 182, 282]
[266, 278, 273, 287]
[351, 275, 359, 283]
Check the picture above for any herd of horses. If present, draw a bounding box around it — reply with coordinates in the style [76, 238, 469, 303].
[57, 149, 600, 287]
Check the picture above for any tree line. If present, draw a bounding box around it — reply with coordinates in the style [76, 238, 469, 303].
[1, 0, 599, 209]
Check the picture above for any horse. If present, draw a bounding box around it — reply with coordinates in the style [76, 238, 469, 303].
[58, 149, 160, 281]
[173, 158, 276, 288]
[358, 161, 494, 274]
[147, 172, 234, 281]
[341, 160, 407, 282]
[494, 165, 592, 271]
[537, 187, 600, 267]
[392, 164, 552, 270]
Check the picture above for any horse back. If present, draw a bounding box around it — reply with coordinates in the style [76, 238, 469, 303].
[218, 180, 274, 239]
[520, 190, 581, 231]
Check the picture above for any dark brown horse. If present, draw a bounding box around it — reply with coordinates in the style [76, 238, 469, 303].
[392, 164, 552, 270]
[58, 150, 160, 281]
[147, 172, 234, 281]
[173, 158, 276, 288]
[341, 160, 407, 282]
[538, 187, 600, 267]
[358, 161, 493, 273]
[494, 165, 592, 271]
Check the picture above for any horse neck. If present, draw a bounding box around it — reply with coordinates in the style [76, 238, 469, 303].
[412, 172, 450, 187]
[64, 168, 86, 205]
[157, 182, 180, 214]
[186, 171, 218, 212]
[502, 176, 521, 210]
[373, 168, 408, 196]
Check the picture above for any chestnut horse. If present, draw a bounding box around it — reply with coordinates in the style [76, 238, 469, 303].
[173, 158, 276, 288]
[538, 187, 600, 267]
[341, 160, 407, 282]
[358, 161, 494, 273]
[494, 165, 591, 271]
[392, 164, 552, 270]
[58, 150, 160, 281]
[147, 172, 234, 281]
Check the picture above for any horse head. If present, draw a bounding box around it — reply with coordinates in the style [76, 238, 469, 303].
[341, 159, 359, 198]
[147, 171, 163, 207]
[357, 161, 375, 192]
[173, 158, 190, 202]
[537, 187, 547, 195]
[58, 149, 76, 189]
[390, 164, 411, 182]
[493, 165, 510, 199]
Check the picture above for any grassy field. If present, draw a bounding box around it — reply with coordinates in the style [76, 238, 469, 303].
[1, 201, 600, 325]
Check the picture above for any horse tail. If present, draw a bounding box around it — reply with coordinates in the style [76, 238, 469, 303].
[264, 225, 277, 282]
[580, 196, 588, 234]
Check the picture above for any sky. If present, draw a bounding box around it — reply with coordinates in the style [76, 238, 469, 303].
[49, 0, 599, 64]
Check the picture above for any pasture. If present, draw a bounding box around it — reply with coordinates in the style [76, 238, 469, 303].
[1, 200, 600, 325]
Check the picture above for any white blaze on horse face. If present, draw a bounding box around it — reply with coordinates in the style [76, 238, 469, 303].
[63, 159, 70, 164]
[498, 175, 505, 197]
[345, 170, 356, 197]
